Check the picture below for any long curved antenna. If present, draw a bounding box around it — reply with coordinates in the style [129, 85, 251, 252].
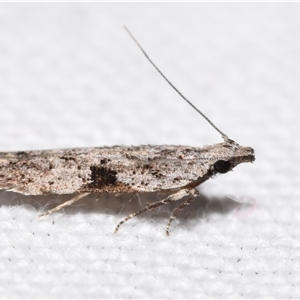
[124, 26, 229, 141]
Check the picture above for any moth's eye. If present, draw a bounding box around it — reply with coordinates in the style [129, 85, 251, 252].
[214, 160, 231, 174]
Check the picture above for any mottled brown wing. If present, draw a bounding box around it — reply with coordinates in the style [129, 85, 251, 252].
[0, 145, 206, 195]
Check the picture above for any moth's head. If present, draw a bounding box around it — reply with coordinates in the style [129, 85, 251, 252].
[204, 138, 255, 175]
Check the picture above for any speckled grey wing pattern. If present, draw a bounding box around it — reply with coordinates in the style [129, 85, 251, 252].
[0, 145, 208, 196]
[0, 141, 255, 196]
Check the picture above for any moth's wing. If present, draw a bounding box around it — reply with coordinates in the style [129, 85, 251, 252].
[0, 148, 136, 195]
[0, 145, 211, 196]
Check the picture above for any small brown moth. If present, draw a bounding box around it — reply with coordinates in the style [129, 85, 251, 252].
[0, 28, 255, 235]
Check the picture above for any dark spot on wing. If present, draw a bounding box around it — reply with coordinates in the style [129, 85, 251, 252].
[16, 151, 29, 157]
[60, 156, 76, 162]
[88, 166, 117, 188]
[80, 165, 134, 194]
[100, 158, 111, 164]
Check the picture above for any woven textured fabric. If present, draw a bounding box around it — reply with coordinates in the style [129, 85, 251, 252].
[1, 3, 300, 298]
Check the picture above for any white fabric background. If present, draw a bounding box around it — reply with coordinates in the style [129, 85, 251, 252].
[0, 3, 299, 299]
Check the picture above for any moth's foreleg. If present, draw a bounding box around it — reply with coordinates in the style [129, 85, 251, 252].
[166, 188, 199, 235]
[128, 192, 138, 202]
[39, 192, 90, 217]
[114, 188, 191, 234]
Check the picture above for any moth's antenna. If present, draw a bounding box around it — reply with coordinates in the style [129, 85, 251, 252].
[124, 26, 229, 141]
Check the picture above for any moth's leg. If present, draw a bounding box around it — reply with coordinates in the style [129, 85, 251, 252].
[39, 192, 90, 217]
[166, 188, 199, 235]
[95, 193, 103, 202]
[128, 192, 137, 202]
[114, 188, 190, 233]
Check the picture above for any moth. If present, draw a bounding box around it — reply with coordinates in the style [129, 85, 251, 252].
[0, 27, 255, 235]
